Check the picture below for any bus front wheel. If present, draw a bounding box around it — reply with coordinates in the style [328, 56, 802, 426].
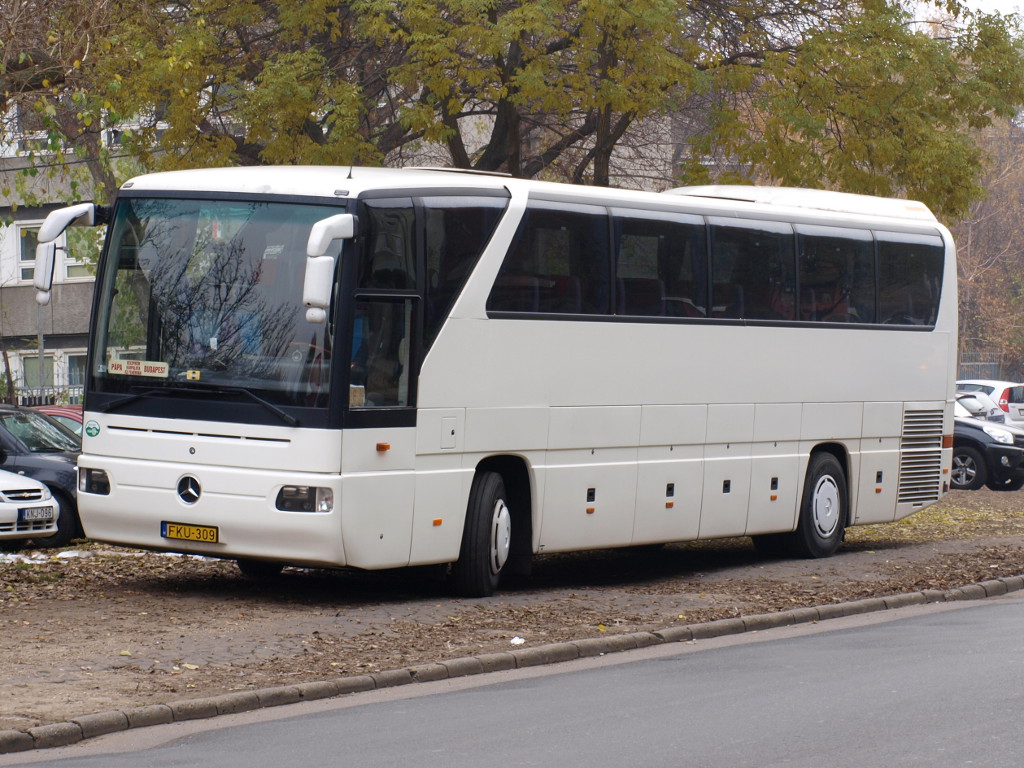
[452, 471, 511, 598]
[792, 453, 848, 558]
[236, 558, 284, 579]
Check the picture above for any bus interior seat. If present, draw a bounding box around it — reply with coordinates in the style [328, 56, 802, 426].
[544, 275, 582, 313]
[711, 283, 743, 318]
[491, 274, 540, 312]
[618, 277, 666, 316]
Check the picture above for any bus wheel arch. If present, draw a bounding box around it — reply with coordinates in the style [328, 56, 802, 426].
[793, 447, 850, 558]
[452, 456, 533, 597]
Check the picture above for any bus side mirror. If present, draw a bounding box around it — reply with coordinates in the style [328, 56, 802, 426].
[304, 214, 356, 324]
[34, 202, 98, 305]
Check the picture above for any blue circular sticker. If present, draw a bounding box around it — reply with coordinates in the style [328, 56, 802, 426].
[85, 420, 100, 438]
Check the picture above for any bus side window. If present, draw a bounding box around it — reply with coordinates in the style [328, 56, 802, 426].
[350, 298, 413, 408]
[487, 201, 610, 315]
[797, 228, 875, 323]
[612, 209, 707, 318]
[877, 234, 944, 326]
[709, 219, 794, 321]
[360, 199, 416, 289]
[422, 197, 507, 345]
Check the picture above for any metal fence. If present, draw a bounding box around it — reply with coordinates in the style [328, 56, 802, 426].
[958, 341, 1003, 381]
[14, 385, 84, 406]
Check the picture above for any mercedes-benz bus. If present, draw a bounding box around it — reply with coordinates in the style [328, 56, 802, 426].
[33, 167, 956, 596]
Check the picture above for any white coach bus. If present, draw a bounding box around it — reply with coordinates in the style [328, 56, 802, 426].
[33, 167, 956, 596]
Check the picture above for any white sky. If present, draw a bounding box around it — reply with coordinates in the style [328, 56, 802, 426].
[964, 0, 1022, 13]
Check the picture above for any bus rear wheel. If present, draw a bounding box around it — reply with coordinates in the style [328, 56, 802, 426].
[452, 471, 511, 598]
[792, 453, 847, 558]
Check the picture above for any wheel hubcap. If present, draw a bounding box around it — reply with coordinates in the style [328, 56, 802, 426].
[952, 455, 976, 487]
[490, 499, 512, 575]
[812, 475, 840, 538]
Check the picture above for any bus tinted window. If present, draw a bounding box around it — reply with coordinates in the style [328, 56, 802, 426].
[709, 219, 795, 320]
[360, 199, 416, 289]
[423, 196, 507, 343]
[796, 225, 876, 323]
[488, 201, 609, 314]
[877, 233, 944, 325]
[614, 210, 707, 318]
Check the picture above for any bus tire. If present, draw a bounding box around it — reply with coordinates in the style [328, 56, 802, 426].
[951, 447, 986, 491]
[452, 471, 511, 598]
[792, 453, 847, 558]
[236, 558, 284, 579]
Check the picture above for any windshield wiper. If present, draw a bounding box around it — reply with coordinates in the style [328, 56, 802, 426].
[100, 388, 172, 413]
[214, 385, 300, 427]
[100, 383, 300, 427]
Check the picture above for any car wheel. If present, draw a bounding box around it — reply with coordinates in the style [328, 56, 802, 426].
[451, 471, 511, 598]
[985, 475, 1024, 492]
[31, 490, 80, 549]
[951, 447, 987, 491]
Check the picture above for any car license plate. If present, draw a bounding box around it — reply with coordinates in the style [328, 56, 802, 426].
[18, 506, 54, 522]
[161, 521, 219, 543]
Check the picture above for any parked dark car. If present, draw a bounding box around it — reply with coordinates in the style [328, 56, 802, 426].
[0, 405, 81, 547]
[952, 402, 1024, 491]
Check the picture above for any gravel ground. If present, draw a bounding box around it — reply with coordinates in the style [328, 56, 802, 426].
[1, 488, 1023, 731]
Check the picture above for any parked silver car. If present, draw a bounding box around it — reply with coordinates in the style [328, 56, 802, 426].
[956, 391, 1005, 423]
[0, 469, 58, 552]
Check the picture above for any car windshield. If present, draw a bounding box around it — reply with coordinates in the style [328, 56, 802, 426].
[0, 411, 80, 452]
[91, 197, 345, 407]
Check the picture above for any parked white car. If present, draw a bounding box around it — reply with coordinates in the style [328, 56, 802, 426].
[956, 391, 1005, 423]
[0, 469, 58, 551]
[956, 379, 1024, 428]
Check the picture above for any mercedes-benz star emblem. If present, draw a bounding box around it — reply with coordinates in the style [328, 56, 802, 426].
[177, 475, 201, 505]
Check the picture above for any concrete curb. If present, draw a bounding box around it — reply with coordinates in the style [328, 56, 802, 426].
[2, 575, 1021, 755]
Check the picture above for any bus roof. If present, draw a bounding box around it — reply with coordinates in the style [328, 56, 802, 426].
[665, 185, 938, 223]
[120, 167, 939, 225]
[119, 166, 514, 199]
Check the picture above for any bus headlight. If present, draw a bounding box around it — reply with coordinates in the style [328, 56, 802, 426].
[79, 468, 111, 495]
[276, 486, 333, 513]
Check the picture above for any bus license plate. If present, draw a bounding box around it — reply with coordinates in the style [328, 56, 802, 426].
[161, 521, 219, 543]
[19, 506, 54, 522]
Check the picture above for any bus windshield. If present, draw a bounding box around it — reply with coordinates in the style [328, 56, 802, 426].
[91, 197, 344, 407]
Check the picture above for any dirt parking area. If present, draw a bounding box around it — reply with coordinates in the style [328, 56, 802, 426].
[2, 488, 1024, 731]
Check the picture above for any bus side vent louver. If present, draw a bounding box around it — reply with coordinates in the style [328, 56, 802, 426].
[898, 409, 944, 505]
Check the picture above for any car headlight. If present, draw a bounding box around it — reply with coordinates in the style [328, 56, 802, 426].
[984, 425, 1015, 444]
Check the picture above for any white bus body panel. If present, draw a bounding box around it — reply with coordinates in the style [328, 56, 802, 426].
[78, 414, 430, 569]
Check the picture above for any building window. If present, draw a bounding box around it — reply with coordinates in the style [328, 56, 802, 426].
[19, 226, 39, 282]
[67, 353, 88, 387]
[21, 355, 54, 389]
[65, 227, 101, 279]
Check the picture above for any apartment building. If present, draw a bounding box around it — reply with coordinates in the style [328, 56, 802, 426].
[0, 157, 95, 404]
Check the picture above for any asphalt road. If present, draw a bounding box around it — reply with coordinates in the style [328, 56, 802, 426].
[6, 592, 1024, 768]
